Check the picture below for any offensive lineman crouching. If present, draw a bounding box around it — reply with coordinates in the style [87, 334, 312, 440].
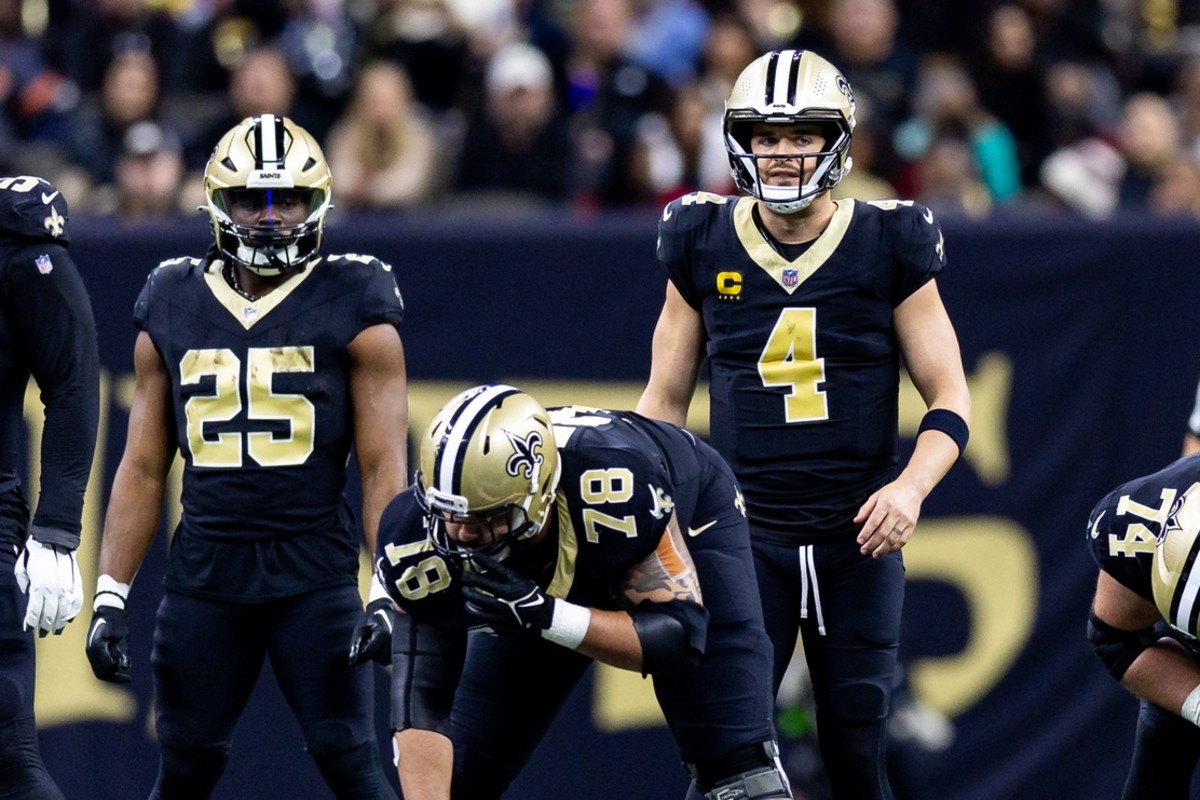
[372, 385, 790, 800]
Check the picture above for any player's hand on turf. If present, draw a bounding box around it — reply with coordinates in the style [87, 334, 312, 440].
[348, 595, 395, 667]
[14, 538, 83, 637]
[460, 553, 554, 634]
[85, 606, 131, 683]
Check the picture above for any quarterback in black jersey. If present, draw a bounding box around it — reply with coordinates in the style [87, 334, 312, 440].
[0, 176, 98, 798]
[1088, 456, 1200, 798]
[84, 116, 406, 799]
[376, 385, 788, 800]
[637, 50, 972, 798]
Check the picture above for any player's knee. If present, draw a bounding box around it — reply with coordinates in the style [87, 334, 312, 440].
[310, 741, 394, 799]
[830, 681, 889, 724]
[153, 744, 228, 799]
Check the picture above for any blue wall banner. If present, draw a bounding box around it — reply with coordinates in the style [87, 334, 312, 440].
[16, 210, 1200, 799]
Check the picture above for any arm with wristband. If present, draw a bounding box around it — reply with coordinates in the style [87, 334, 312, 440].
[855, 278, 972, 559]
[85, 330, 175, 683]
[460, 514, 707, 674]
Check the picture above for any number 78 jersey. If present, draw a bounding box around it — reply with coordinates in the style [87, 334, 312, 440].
[658, 193, 944, 538]
[134, 254, 403, 541]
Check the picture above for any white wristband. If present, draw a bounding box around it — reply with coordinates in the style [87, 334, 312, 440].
[368, 572, 391, 604]
[541, 600, 591, 649]
[1183, 684, 1200, 727]
[93, 574, 131, 612]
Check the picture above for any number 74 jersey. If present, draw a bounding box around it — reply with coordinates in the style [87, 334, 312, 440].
[134, 254, 403, 541]
[658, 193, 944, 538]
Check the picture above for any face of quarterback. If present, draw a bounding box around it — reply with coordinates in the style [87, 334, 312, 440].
[750, 121, 828, 187]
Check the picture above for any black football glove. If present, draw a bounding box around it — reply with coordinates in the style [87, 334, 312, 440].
[460, 553, 555, 635]
[85, 606, 131, 683]
[348, 596, 395, 667]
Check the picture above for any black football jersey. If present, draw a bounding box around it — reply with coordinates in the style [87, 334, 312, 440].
[1087, 456, 1200, 602]
[0, 177, 96, 546]
[135, 254, 403, 596]
[658, 193, 944, 539]
[377, 408, 702, 626]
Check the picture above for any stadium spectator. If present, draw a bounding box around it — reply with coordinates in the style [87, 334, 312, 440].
[452, 41, 574, 205]
[112, 120, 186, 222]
[1115, 91, 1184, 210]
[325, 61, 438, 211]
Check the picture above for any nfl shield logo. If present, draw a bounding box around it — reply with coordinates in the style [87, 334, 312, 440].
[35, 254, 52, 274]
[242, 305, 258, 324]
[782, 268, 798, 287]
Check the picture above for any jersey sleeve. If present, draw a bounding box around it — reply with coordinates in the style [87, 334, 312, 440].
[657, 197, 703, 311]
[4, 245, 98, 541]
[887, 201, 945, 305]
[376, 490, 472, 627]
[0, 177, 71, 245]
[327, 254, 404, 331]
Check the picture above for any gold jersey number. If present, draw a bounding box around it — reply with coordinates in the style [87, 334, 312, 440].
[758, 307, 829, 423]
[181, 346, 316, 468]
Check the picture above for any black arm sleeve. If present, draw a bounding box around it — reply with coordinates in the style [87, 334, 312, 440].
[8, 248, 99, 546]
[390, 611, 468, 736]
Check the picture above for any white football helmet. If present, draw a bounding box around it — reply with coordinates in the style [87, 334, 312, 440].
[725, 49, 856, 214]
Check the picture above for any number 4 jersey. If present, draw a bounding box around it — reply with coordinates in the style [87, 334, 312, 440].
[134, 254, 403, 600]
[658, 193, 944, 541]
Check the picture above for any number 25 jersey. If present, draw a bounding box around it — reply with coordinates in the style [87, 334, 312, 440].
[134, 254, 403, 597]
[658, 194, 944, 540]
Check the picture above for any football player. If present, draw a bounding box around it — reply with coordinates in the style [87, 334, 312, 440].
[84, 115, 406, 799]
[0, 176, 98, 798]
[376, 384, 789, 800]
[635, 50, 972, 798]
[1089, 457, 1200, 798]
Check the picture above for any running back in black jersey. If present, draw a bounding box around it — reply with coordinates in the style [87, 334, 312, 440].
[136, 254, 403, 594]
[1087, 455, 1200, 603]
[658, 192, 944, 539]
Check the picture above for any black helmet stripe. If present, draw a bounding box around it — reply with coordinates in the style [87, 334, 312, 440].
[255, 113, 286, 169]
[1169, 530, 1200, 635]
[764, 50, 803, 107]
[433, 385, 521, 497]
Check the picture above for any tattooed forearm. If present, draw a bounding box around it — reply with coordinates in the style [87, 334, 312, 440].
[621, 516, 703, 606]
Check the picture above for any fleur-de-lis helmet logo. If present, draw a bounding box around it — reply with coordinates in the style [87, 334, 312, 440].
[504, 430, 544, 486]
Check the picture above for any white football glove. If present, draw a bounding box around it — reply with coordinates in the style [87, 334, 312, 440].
[14, 539, 83, 637]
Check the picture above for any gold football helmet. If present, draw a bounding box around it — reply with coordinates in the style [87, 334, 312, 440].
[725, 49, 856, 213]
[1152, 483, 1200, 639]
[416, 385, 561, 561]
[203, 114, 332, 276]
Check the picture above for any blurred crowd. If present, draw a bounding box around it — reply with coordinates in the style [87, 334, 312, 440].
[8, 0, 1200, 223]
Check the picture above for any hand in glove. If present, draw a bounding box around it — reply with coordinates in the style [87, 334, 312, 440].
[14, 538, 83, 637]
[460, 553, 555, 635]
[348, 576, 396, 666]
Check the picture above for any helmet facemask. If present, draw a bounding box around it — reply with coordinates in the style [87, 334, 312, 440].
[726, 114, 853, 214]
[417, 480, 543, 564]
[210, 186, 329, 276]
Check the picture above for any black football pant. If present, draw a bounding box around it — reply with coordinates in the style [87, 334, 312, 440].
[1121, 698, 1200, 798]
[150, 584, 395, 799]
[0, 531, 67, 799]
[753, 534, 905, 800]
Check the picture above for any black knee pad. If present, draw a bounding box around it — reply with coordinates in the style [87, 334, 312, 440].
[830, 681, 889, 724]
[0, 717, 64, 800]
[311, 741, 396, 800]
[151, 745, 228, 800]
